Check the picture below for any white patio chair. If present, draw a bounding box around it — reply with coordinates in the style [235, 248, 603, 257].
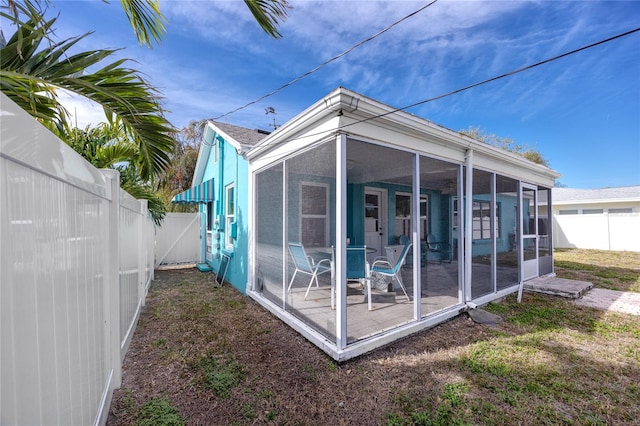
[426, 233, 452, 263]
[287, 243, 332, 300]
[370, 240, 412, 304]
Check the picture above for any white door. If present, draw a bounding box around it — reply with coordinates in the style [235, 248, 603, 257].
[364, 188, 387, 261]
[520, 184, 538, 281]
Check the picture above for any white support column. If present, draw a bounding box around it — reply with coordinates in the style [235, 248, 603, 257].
[282, 161, 288, 311]
[517, 183, 524, 302]
[101, 169, 121, 389]
[247, 169, 255, 292]
[464, 150, 473, 303]
[412, 153, 420, 320]
[336, 133, 348, 350]
[490, 173, 497, 293]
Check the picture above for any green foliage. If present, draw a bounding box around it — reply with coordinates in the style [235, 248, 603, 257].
[385, 382, 471, 426]
[460, 126, 549, 167]
[196, 356, 247, 398]
[64, 122, 168, 224]
[156, 121, 203, 213]
[1, 6, 177, 181]
[134, 397, 184, 426]
[243, 0, 290, 39]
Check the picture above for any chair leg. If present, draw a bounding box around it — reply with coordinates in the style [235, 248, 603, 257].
[304, 269, 322, 300]
[287, 269, 298, 292]
[331, 276, 335, 310]
[366, 276, 372, 311]
[394, 272, 410, 301]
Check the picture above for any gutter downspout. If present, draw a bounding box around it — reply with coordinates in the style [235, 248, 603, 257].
[464, 149, 473, 304]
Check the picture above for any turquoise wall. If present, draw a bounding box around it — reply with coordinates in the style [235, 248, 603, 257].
[201, 133, 250, 293]
[347, 182, 449, 246]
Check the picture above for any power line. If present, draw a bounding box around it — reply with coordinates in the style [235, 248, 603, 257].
[210, 0, 439, 121]
[258, 26, 639, 148]
[344, 26, 640, 127]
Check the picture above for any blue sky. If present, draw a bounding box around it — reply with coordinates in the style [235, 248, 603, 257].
[28, 1, 640, 188]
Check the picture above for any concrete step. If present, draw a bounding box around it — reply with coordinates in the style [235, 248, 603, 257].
[524, 276, 593, 299]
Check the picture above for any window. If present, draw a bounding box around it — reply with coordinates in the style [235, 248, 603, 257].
[452, 198, 459, 229]
[609, 208, 632, 214]
[472, 200, 500, 240]
[420, 196, 428, 240]
[558, 209, 578, 215]
[395, 193, 411, 237]
[300, 182, 328, 247]
[206, 202, 213, 231]
[583, 209, 603, 214]
[225, 183, 235, 248]
[394, 193, 428, 239]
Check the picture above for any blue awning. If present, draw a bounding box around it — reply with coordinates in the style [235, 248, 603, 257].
[171, 178, 215, 204]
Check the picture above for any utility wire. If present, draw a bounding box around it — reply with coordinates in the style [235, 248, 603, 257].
[255, 26, 640, 149]
[210, 0, 439, 121]
[343, 26, 640, 128]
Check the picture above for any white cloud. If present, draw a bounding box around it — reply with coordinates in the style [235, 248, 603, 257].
[58, 90, 107, 128]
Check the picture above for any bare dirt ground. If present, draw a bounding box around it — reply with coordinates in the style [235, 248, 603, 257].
[107, 256, 640, 426]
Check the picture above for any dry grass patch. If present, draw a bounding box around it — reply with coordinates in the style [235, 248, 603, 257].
[109, 257, 639, 425]
[554, 248, 640, 292]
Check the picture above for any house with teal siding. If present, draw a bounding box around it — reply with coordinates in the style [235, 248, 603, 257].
[172, 121, 269, 292]
[175, 87, 560, 361]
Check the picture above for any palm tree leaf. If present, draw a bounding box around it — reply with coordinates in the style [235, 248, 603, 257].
[243, 0, 289, 39]
[118, 0, 166, 47]
[0, 13, 176, 180]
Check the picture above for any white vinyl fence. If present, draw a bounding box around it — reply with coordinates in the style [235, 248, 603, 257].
[155, 212, 200, 266]
[553, 212, 640, 251]
[1, 93, 154, 425]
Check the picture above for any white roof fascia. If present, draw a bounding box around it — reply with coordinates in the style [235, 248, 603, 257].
[245, 87, 350, 161]
[192, 121, 247, 186]
[191, 123, 214, 186]
[207, 120, 244, 153]
[553, 198, 640, 206]
[334, 88, 561, 181]
[246, 87, 560, 183]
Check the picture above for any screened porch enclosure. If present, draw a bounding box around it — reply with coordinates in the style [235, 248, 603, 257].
[247, 88, 559, 360]
[254, 137, 464, 345]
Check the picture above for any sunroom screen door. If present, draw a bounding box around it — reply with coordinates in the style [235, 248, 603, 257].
[521, 184, 538, 281]
[364, 188, 386, 260]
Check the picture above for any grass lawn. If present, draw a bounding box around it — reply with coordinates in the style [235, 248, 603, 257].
[554, 248, 640, 292]
[108, 249, 640, 426]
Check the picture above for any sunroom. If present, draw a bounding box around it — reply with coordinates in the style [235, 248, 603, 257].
[246, 88, 559, 361]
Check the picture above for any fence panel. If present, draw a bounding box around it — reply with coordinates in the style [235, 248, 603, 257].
[608, 213, 640, 251]
[553, 213, 640, 251]
[155, 212, 200, 266]
[119, 192, 147, 360]
[0, 93, 154, 425]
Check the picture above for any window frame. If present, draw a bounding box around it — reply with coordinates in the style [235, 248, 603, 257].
[472, 200, 500, 241]
[395, 192, 428, 240]
[299, 181, 329, 247]
[225, 183, 235, 249]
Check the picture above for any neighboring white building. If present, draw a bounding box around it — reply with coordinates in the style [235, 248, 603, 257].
[551, 186, 640, 251]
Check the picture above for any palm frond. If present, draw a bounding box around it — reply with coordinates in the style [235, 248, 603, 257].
[117, 0, 166, 47]
[243, 0, 289, 39]
[0, 13, 176, 180]
[121, 179, 167, 225]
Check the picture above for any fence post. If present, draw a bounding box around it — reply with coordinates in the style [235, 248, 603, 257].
[101, 169, 122, 389]
[139, 199, 148, 306]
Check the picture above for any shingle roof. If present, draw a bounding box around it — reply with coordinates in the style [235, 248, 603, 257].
[553, 186, 640, 202]
[211, 121, 269, 148]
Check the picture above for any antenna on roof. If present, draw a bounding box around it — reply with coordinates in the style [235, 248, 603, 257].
[265, 106, 279, 130]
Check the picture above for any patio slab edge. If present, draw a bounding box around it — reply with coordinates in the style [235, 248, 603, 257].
[524, 276, 593, 299]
